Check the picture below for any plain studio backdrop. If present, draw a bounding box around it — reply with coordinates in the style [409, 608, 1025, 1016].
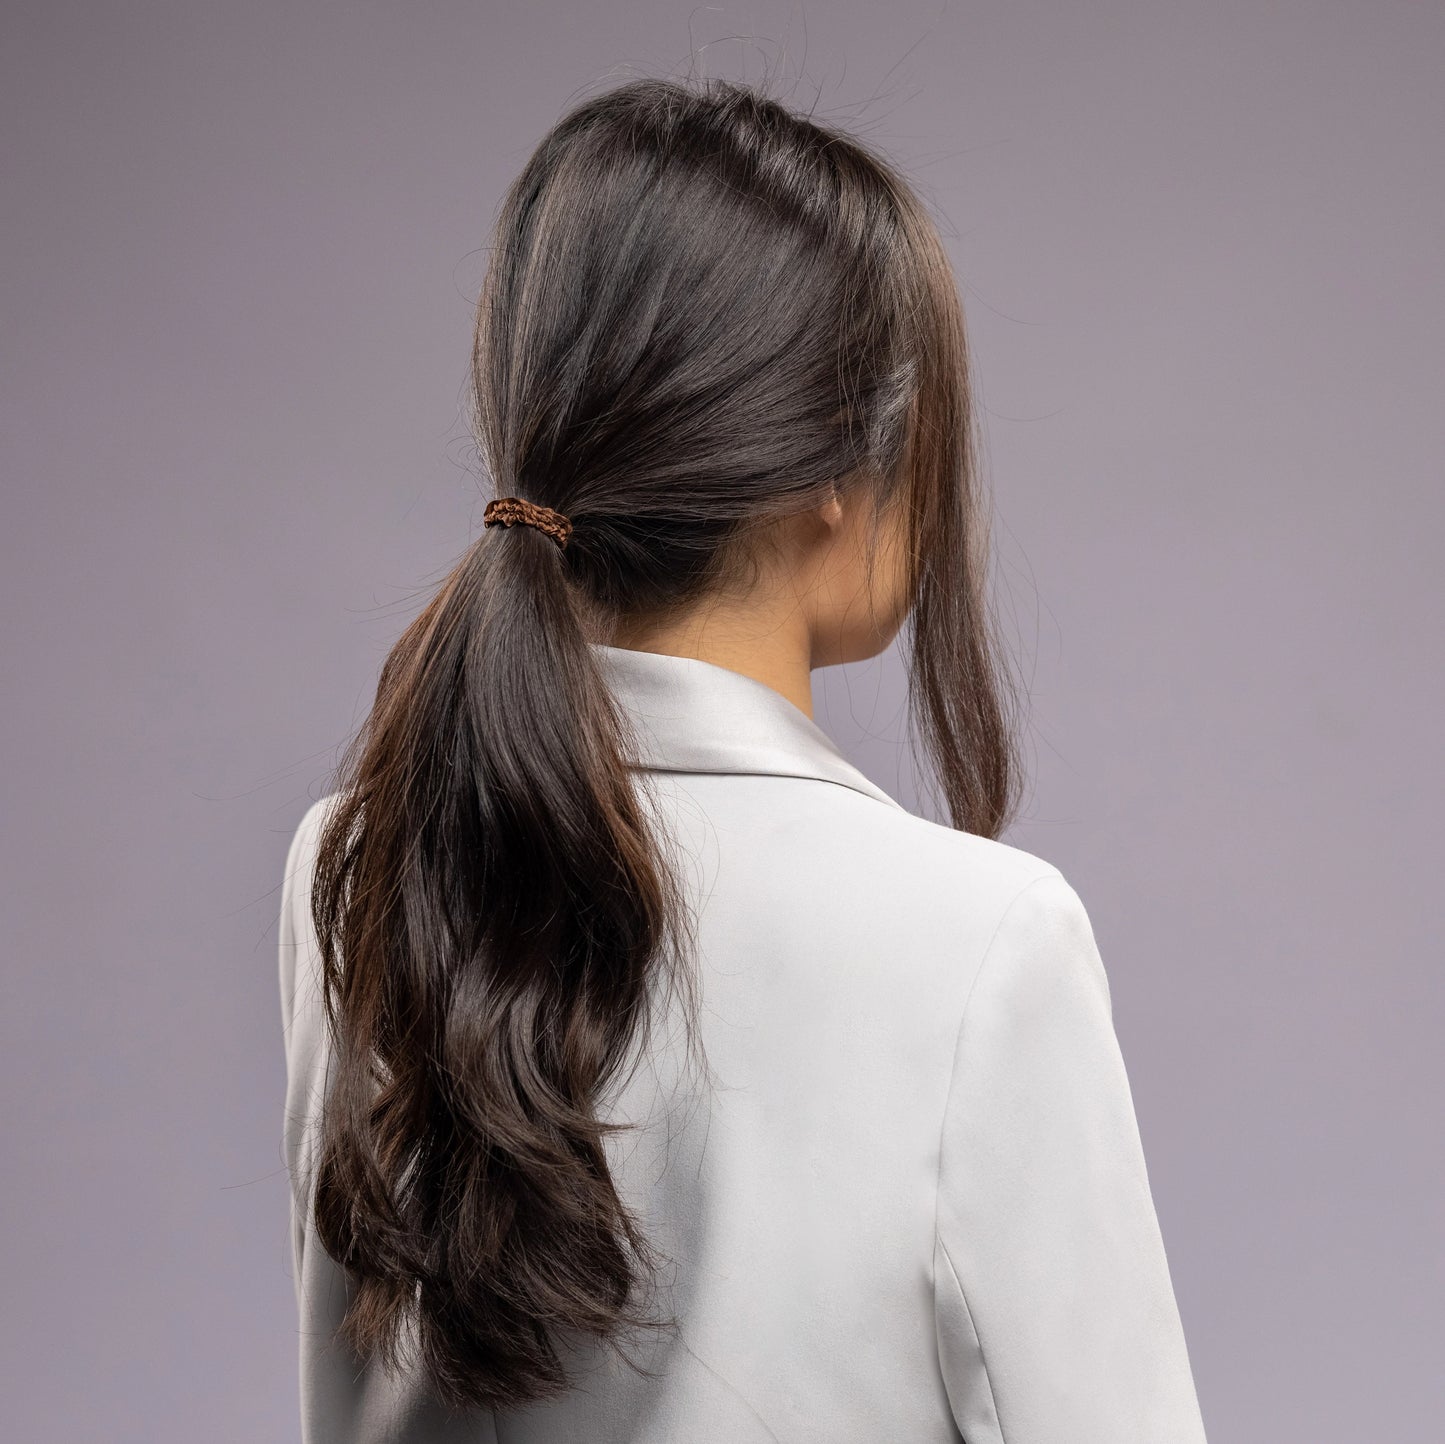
[2, 2, 1441, 1440]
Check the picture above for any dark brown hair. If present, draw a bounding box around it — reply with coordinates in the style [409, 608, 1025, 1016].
[305, 74, 1023, 1415]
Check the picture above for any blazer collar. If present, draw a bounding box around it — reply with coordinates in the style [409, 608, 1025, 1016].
[589, 642, 906, 812]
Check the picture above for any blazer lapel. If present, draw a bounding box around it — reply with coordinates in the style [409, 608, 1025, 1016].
[588, 642, 906, 812]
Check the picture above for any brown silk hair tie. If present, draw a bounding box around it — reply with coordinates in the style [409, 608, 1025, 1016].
[483, 496, 573, 551]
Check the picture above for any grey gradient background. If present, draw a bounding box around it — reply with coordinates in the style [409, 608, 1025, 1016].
[3, 2, 1441, 1440]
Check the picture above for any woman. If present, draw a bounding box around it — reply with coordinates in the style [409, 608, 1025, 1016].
[278, 76, 1209, 1442]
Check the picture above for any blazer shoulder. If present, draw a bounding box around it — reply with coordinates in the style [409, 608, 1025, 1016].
[287, 791, 341, 872]
[857, 793, 1067, 912]
[277, 792, 343, 1025]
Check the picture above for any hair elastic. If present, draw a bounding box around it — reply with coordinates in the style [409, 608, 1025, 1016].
[483, 496, 573, 551]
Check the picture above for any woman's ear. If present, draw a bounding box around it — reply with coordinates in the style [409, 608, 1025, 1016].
[817, 484, 845, 531]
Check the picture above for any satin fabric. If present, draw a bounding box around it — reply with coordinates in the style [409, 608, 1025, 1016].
[278, 642, 1208, 1442]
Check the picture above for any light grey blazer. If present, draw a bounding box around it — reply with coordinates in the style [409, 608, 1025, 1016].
[279, 642, 1208, 1443]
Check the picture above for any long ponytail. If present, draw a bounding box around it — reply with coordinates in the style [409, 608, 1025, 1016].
[308, 504, 700, 1407]
[305, 72, 1022, 1414]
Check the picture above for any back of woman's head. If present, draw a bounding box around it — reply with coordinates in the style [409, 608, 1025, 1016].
[305, 74, 1022, 1414]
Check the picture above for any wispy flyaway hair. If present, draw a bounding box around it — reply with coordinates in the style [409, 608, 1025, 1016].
[304, 73, 1024, 1415]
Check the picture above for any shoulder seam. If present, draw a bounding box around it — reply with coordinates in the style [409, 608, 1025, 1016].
[930, 866, 1063, 1251]
[928, 865, 1063, 1438]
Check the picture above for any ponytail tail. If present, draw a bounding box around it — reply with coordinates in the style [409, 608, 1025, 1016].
[308, 516, 696, 1411]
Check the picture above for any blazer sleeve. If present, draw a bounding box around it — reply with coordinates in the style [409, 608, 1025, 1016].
[932, 870, 1208, 1443]
[277, 797, 503, 1444]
